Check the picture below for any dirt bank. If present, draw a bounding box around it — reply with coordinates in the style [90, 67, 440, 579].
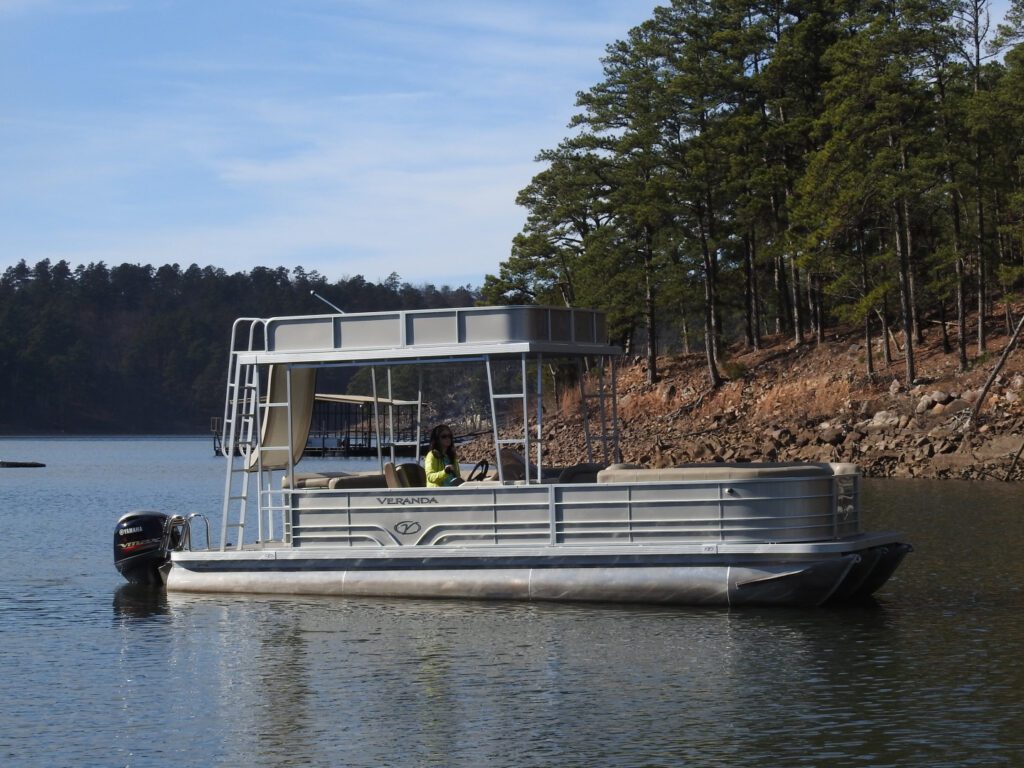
[462, 317, 1024, 482]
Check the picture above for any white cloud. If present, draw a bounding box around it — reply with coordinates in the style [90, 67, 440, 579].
[0, 0, 658, 285]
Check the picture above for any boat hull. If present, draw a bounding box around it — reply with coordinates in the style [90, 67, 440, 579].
[165, 543, 907, 608]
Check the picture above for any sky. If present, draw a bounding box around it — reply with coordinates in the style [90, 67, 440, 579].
[0, 1, 1014, 290]
[0, 0, 658, 289]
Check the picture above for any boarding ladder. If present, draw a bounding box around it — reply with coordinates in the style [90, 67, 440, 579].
[369, 367, 423, 465]
[485, 354, 540, 482]
[484, 353, 620, 481]
[577, 355, 620, 465]
[218, 319, 288, 551]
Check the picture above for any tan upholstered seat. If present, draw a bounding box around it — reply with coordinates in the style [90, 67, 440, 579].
[597, 462, 838, 484]
[556, 463, 603, 484]
[282, 472, 346, 489]
[396, 463, 426, 488]
[328, 474, 386, 489]
[283, 471, 387, 489]
[497, 449, 527, 481]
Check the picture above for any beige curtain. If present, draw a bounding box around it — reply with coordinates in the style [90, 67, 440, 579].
[247, 365, 316, 470]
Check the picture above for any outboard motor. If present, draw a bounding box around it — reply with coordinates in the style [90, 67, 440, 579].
[113, 511, 181, 585]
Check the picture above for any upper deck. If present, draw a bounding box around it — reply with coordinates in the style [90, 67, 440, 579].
[235, 305, 620, 365]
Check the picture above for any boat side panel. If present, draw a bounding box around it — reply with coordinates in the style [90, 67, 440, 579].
[555, 478, 852, 544]
[290, 486, 552, 548]
[286, 475, 861, 550]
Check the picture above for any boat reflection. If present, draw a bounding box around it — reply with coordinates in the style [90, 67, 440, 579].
[111, 584, 169, 620]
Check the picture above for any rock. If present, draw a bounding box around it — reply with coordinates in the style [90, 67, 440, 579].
[819, 427, 844, 445]
[889, 379, 901, 396]
[930, 390, 952, 405]
[972, 434, 1024, 460]
[872, 410, 895, 424]
[930, 453, 974, 470]
[865, 398, 886, 415]
[1007, 391, 1020, 405]
[962, 389, 981, 404]
[944, 399, 970, 415]
[691, 442, 711, 460]
[915, 395, 934, 414]
[843, 430, 865, 446]
[1011, 375, 1024, 392]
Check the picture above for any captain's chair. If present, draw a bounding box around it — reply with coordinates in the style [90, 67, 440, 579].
[497, 449, 526, 481]
[383, 462, 401, 488]
[396, 463, 426, 488]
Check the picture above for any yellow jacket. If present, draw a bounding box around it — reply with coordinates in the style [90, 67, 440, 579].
[425, 449, 462, 487]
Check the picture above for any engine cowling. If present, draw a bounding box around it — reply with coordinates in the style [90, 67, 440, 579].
[113, 512, 175, 585]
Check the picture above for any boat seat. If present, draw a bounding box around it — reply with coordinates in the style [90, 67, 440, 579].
[282, 472, 349, 489]
[497, 449, 553, 481]
[328, 473, 386, 489]
[496, 449, 527, 481]
[597, 462, 839, 484]
[556, 463, 604, 484]
[383, 462, 401, 488]
[283, 471, 387, 489]
[396, 463, 426, 488]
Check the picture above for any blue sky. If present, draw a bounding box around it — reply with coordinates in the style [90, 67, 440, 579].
[0, 0, 658, 288]
[0, 1, 1013, 290]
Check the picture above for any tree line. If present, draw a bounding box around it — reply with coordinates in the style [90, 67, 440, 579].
[0, 260, 477, 433]
[483, 0, 1024, 386]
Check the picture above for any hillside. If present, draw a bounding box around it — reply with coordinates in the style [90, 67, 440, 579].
[464, 312, 1024, 482]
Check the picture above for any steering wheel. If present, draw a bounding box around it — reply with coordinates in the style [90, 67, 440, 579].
[467, 459, 490, 482]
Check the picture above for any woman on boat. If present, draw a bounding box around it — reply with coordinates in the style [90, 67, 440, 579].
[425, 424, 463, 487]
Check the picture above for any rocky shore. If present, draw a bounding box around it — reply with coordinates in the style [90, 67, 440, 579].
[462, 323, 1024, 482]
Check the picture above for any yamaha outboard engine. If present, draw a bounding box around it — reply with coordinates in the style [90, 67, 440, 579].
[113, 511, 180, 585]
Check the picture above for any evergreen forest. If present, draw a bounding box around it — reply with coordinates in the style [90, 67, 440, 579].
[483, 0, 1024, 387]
[0, 261, 476, 433]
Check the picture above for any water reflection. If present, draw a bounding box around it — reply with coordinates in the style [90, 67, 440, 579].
[112, 584, 169, 621]
[144, 595, 895, 765]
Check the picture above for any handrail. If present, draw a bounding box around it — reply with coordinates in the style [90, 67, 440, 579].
[186, 513, 212, 551]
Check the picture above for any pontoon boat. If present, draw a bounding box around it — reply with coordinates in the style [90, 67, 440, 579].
[113, 305, 910, 607]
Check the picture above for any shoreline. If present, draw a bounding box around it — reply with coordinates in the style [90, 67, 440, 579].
[463, 331, 1024, 482]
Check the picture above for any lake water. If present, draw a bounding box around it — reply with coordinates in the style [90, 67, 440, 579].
[1, 437, 1022, 768]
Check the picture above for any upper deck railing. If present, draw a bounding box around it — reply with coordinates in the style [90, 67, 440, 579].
[239, 305, 618, 362]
